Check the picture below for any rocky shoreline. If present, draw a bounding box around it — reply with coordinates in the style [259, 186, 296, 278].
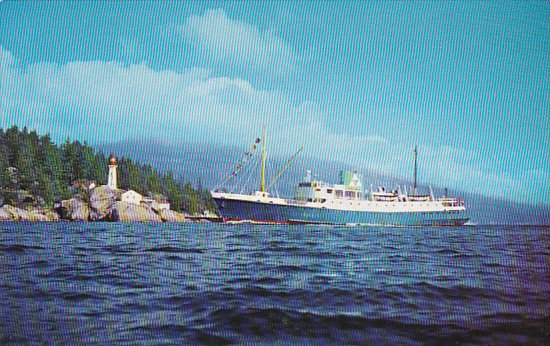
[0, 186, 189, 222]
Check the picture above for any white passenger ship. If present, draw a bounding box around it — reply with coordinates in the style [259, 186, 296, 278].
[211, 129, 469, 226]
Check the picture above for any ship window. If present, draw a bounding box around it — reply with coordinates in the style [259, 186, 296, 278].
[335, 190, 343, 198]
[327, 189, 333, 194]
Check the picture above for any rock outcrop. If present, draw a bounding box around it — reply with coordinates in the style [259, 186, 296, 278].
[111, 201, 162, 222]
[0, 205, 59, 221]
[42, 210, 60, 222]
[24, 210, 52, 221]
[89, 186, 117, 221]
[58, 198, 89, 221]
[159, 209, 187, 222]
[1, 184, 191, 222]
[0, 205, 20, 221]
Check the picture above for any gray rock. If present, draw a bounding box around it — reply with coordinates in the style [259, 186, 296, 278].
[160, 209, 187, 222]
[59, 198, 89, 221]
[0, 205, 21, 221]
[0, 205, 59, 221]
[23, 210, 50, 221]
[42, 210, 60, 222]
[111, 201, 162, 222]
[89, 185, 117, 221]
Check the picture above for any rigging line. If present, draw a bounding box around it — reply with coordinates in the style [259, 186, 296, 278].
[248, 154, 263, 188]
[266, 146, 303, 191]
[272, 180, 280, 198]
[216, 149, 255, 192]
[249, 156, 271, 195]
[230, 158, 248, 193]
[233, 156, 251, 194]
[231, 159, 250, 194]
[268, 158, 277, 192]
[215, 159, 242, 191]
[240, 161, 258, 195]
[240, 154, 260, 194]
[214, 173, 232, 192]
[212, 173, 226, 191]
[231, 151, 255, 194]
[214, 138, 261, 191]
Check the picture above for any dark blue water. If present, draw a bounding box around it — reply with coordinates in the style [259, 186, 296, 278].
[1, 223, 548, 345]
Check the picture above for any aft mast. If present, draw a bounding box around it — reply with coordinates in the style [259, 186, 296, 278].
[260, 125, 267, 192]
[413, 145, 418, 196]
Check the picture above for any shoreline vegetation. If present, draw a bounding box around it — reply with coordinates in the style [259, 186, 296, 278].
[0, 125, 218, 222]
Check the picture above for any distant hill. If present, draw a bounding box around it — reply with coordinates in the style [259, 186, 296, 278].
[99, 138, 550, 225]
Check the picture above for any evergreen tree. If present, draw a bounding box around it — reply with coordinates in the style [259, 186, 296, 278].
[5, 125, 20, 168]
[39, 134, 65, 203]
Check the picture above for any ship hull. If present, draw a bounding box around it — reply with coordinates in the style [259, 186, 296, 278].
[213, 198, 469, 226]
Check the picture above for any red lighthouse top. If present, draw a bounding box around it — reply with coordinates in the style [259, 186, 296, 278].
[109, 154, 117, 166]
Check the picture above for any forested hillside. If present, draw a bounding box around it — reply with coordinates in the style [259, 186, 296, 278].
[0, 126, 215, 214]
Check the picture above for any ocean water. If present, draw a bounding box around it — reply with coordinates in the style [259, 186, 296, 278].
[0, 223, 548, 345]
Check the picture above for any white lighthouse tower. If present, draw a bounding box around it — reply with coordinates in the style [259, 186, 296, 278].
[107, 154, 118, 190]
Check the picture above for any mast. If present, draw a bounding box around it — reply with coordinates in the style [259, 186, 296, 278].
[413, 145, 418, 196]
[260, 125, 267, 192]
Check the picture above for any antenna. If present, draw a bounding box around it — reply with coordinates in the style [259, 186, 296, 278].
[413, 145, 418, 196]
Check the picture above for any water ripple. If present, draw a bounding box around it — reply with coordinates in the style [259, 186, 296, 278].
[0, 223, 548, 344]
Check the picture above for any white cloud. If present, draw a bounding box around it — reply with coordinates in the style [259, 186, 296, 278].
[180, 9, 296, 75]
[0, 48, 302, 149]
[0, 46, 14, 67]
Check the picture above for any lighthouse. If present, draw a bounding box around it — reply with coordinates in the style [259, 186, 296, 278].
[107, 154, 118, 190]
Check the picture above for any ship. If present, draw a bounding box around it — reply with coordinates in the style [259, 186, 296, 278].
[211, 128, 469, 226]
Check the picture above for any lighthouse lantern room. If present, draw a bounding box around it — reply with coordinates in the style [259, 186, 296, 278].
[107, 154, 118, 190]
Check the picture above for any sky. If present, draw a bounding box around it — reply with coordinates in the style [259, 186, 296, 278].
[0, 1, 548, 205]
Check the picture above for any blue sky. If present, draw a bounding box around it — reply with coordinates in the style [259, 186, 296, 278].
[0, 1, 548, 204]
